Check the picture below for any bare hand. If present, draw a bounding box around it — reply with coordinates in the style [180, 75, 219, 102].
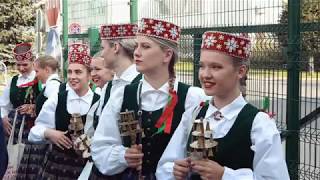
[2, 116, 12, 136]
[17, 104, 35, 116]
[191, 159, 225, 180]
[125, 144, 143, 170]
[173, 158, 191, 180]
[44, 129, 73, 150]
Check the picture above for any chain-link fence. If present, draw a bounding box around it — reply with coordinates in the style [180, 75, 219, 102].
[63, 0, 320, 179]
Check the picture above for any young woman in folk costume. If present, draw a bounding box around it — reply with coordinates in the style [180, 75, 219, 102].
[17, 55, 61, 179]
[92, 23, 142, 130]
[90, 18, 207, 180]
[56, 43, 91, 93]
[157, 31, 290, 180]
[0, 43, 40, 142]
[88, 23, 142, 179]
[28, 44, 100, 179]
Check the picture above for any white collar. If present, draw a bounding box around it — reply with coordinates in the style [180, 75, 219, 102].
[47, 73, 60, 82]
[18, 71, 36, 79]
[140, 76, 178, 95]
[43, 74, 60, 87]
[68, 88, 94, 105]
[206, 94, 247, 121]
[113, 64, 139, 82]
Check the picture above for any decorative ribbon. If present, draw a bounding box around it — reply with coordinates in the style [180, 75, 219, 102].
[200, 100, 209, 107]
[18, 78, 38, 88]
[154, 89, 178, 134]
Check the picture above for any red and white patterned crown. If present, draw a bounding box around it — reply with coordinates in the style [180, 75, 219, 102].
[69, 43, 90, 55]
[201, 31, 251, 60]
[13, 43, 33, 62]
[138, 18, 181, 44]
[100, 24, 138, 40]
[68, 52, 92, 66]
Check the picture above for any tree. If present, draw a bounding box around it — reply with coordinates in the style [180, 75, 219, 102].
[0, 0, 36, 62]
[277, 0, 320, 71]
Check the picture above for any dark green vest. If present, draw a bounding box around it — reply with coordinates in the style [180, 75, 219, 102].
[35, 79, 61, 115]
[191, 103, 259, 179]
[120, 82, 190, 174]
[9, 75, 40, 108]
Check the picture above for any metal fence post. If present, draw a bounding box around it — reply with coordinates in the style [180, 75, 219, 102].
[286, 0, 300, 179]
[62, 0, 68, 79]
[88, 27, 100, 56]
[193, 33, 201, 87]
[130, 0, 138, 23]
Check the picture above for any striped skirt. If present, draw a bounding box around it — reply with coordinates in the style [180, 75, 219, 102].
[16, 143, 49, 180]
[37, 146, 87, 180]
[88, 165, 155, 180]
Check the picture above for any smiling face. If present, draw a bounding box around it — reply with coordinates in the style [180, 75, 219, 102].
[198, 50, 246, 98]
[16, 60, 33, 76]
[90, 57, 114, 88]
[67, 63, 91, 94]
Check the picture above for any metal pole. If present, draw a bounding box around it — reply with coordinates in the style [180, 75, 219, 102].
[286, 0, 300, 179]
[193, 33, 201, 87]
[62, 0, 68, 79]
[130, 0, 138, 23]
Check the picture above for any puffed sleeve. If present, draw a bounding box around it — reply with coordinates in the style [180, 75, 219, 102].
[28, 93, 58, 143]
[0, 78, 13, 118]
[220, 112, 290, 180]
[91, 86, 129, 175]
[43, 79, 61, 98]
[156, 106, 200, 179]
[184, 86, 210, 111]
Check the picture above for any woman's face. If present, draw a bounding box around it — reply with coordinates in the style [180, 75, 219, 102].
[33, 61, 49, 83]
[101, 40, 117, 68]
[198, 50, 245, 97]
[90, 57, 114, 88]
[67, 63, 91, 93]
[134, 36, 170, 74]
[16, 60, 33, 76]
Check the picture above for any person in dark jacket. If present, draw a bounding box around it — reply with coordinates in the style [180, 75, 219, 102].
[0, 113, 8, 179]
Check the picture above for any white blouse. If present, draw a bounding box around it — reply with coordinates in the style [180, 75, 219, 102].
[91, 77, 209, 175]
[95, 64, 140, 117]
[43, 73, 61, 98]
[156, 95, 290, 180]
[28, 88, 94, 143]
[0, 71, 36, 118]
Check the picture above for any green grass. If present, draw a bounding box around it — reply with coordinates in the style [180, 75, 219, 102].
[249, 69, 319, 79]
[175, 61, 193, 72]
[174, 61, 319, 79]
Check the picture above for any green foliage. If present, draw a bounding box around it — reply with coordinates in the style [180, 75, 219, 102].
[0, 0, 36, 61]
[278, 0, 320, 51]
[277, 0, 320, 71]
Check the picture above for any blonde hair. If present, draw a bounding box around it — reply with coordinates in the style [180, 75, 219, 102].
[34, 55, 59, 72]
[148, 37, 178, 79]
[108, 38, 137, 60]
[232, 57, 250, 97]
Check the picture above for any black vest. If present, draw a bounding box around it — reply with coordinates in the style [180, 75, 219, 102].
[54, 90, 99, 155]
[121, 82, 190, 174]
[9, 75, 40, 108]
[190, 103, 259, 179]
[35, 79, 61, 115]
[93, 73, 143, 129]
